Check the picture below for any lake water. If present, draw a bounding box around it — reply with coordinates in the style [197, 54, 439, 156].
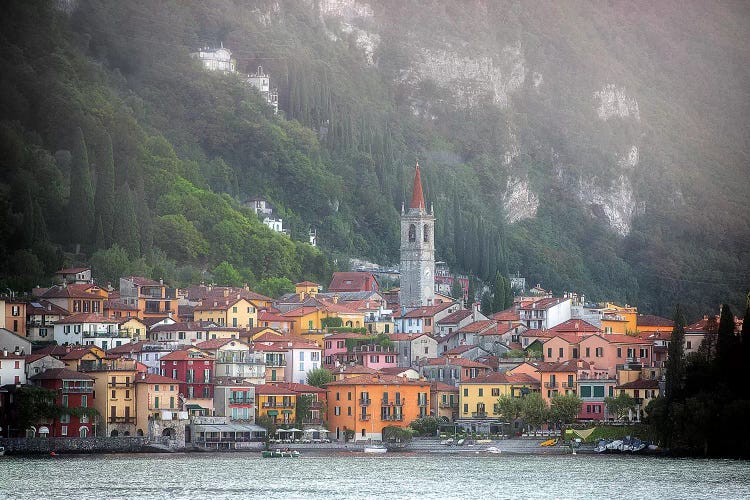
[1, 452, 749, 499]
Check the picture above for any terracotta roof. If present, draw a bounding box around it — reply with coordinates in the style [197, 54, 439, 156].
[518, 298, 565, 311]
[402, 301, 455, 318]
[548, 319, 600, 334]
[328, 272, 378, 293]
[378, 367, 417, 376]
[26, 300, 70, 316]
[600, 334, 652, 345]
[331, 365, 379, 376]
[295, 281, 320, 287]
[251, 343, 288, 352]
[267, 382, 326, 394]
[254, 383, 297, 396]
[520, 329, 553, 338]
[184, 285, 273, 304]
[107, 341, 150, 354]
[54, 312, 120, 325]
[636, 314, 674, 328]
[258, 311, 292, 323]
[0, 351, 26, 360]
[430, 381, 459, 392]
[442, 344, 478, 356]
[617, 378, 660, 390]
[61, 348, 102, 360]
[135, 374, 180, 385]
[463, 372, 540, 385]
[194, 297, 245, 312]
[195, 338, 249, 350]
[33, 345, 76, 357]
[326, 374, 429, 387]
[492, 309, 520, 321]
[160, 350, 213, 361]
[25, 353, 53, 363]
[424, 357, 491, 369]
[388, 333, 432, 342]
[281, 306, 319, 318]
[458, 320, 497, 334]
[150, 321, 226, 332]
[542, 333, 581, 344]
[536, 360, 581, 372]
[410, 162, 425, 209]
[324, 332, 372, 340]
[30, 368, 94, 381]
[437, 309, 473, 325]
[475, 355, 502, 370]
[56, 267, 90, 274]
[38, 284, 102, 300]
[142, 317, 172, 327]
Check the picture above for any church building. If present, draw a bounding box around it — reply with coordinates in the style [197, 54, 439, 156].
[399, 162, 435, 311]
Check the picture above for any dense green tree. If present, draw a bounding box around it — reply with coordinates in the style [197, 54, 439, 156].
[549, 394, 582, 427]
[450, 276, 464, 303]
[494, 394, 522, 421]
[519, 393, 548, 431]
[295, 394, 314, 425]
[68, 127, 95, 246]
[306, 367, 334, 388]
[491, 272, 506, 314]
[665, 305, 687, 400]
[255, 277, 294, 299]
[112, 184, 140, 257]
[94, 132, 115, 245]
[409, 416, 440, 436]
[90, 244, 137, 287]
[211, 261, 242, 286]
[605, 392, 636, 421]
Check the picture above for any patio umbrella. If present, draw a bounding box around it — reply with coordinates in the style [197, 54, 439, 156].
[286, 428, 302, 432]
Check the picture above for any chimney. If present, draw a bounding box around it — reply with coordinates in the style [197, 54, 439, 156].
[427, 298, 433, 306]
[2, 350, 6, 357]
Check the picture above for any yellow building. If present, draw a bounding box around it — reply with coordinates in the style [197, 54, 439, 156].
[83, 357, 143, 436]
[459, 372, 540, 419]
[255, 383, 297, 424]
[601, 303, 638, 334]
[431, 382, 459, 421]
[194, 297, 259, 329]
[615, 378, 660, 421]
[118, 317, 149, 341]
[60, 346, 106, 371]
[134, 373, 181, 435]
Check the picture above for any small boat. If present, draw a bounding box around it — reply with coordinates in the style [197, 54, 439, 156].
[594, 439, 610, 453]
[485, 446, 501, 454]
[539, 438, 558, 447]
[363, 445, 387, 454]
[262, 449, 300, 458]
[0, 446, 5, 456]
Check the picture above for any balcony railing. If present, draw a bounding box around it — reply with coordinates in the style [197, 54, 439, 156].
[417, 400, 428, 407]
[439, 402, 458, 408]
[309, 401, 322, 409]
[61, 386, 94, 393]
[359, 398, 371, 406]
[108, 417, 135, 424]
[264, 359, 287, 367]
[472, 411, 487, 418]
[544, 382, 558, 388]
[562, 382, 575, 389]
[359, 414, 371, 421]
[108, 381, 134, 387]
[382, 415, 403, 421]
[229, 398, 255, 405]
[381, 399, 403, 406]
[262, 402, 294, 408]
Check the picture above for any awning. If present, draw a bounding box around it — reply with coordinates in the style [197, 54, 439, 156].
[186, 404, 205, 410]
[267, 410, 279, 416]
[281, 410, 293, 414]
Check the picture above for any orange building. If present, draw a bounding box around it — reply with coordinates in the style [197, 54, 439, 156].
[326, 374, 430, 442]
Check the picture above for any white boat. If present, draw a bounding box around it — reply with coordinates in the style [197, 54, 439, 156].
[485, 446, 501, 454]
[363, 445, 387, 453]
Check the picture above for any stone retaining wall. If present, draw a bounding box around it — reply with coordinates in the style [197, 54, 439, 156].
[0, 436, 150, 454]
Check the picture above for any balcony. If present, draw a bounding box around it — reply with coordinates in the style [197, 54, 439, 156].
[544, 382, 558, 388]
[108, 417, 135, 424]
[417, 400, 428, 407]
[562, 382, 575, 389]
[264, 359, 287, 367]
[634, 398, 644, 405]
[471, 411, 487, 418]
[229, 398, 255, 405]
[359, 398, 371, 406]
[262, 402, 294, 408]
[439, 402, 458, 408]
[359, 414, 371, 421]
[61, 385, 93, 393]
[382, 415, 403, 421]
[309, 401, 322, 409]
[108, 381, 134, 387]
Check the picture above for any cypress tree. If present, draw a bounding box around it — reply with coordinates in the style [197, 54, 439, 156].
[492, 271, 505, 314]
[95, 132, 115, 244]
[112, 183, 140, 258]
[665, 304, 686, 401]
[68, 127, 95, 245]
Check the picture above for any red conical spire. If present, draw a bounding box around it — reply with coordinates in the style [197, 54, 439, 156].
[410, 161, 425, 210]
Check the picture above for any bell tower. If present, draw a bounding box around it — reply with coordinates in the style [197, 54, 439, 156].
[400, 161, 435, 310]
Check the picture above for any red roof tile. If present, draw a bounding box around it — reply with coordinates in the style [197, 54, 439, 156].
[54, 313, 120, 325]
[636, 314, 675, 328]
[402, 301, 455, 318]
[30, 368, 94, 381]
[617, 378, 659, 390]
[437, 309, 474, 324]
[135, 374, 180, 385]
[410, 162, 425, 209]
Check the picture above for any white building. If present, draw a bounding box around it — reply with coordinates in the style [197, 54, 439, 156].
[53, 313, 122, 348]
[246, 66, 279, 114]
[107, 341, 181, 374]
[263, 216, 288, 236]
[0, 350, 27, 386]
[518, 298, 572, 330]
[190, 44, 236, 73]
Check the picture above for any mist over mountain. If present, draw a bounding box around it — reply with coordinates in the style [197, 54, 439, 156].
[0, 0, 747, 318]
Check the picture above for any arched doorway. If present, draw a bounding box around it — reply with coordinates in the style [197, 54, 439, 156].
[38, 426, 49, 438]
[136, 429, 144, 437]
[79, 427, 89, 438]
[162, 428, 175, 439]
[26, 427, 36, 438]
[110, 430, 119, 437]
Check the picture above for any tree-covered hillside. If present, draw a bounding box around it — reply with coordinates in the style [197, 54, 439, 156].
[0, 0, 747, 318]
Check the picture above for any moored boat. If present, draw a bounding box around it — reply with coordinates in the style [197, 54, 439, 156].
[262, 449, 300, 458]
[363, 445, 387, 454]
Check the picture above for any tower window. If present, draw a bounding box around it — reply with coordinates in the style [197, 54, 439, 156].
[423, 224, 429, 242]
[408, 224, 416, 242]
